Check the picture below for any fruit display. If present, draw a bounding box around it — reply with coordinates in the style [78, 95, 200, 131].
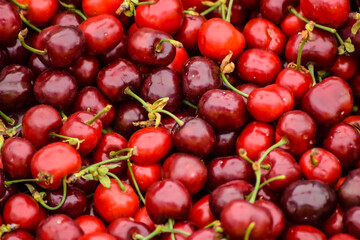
[1, 0, 360, 239]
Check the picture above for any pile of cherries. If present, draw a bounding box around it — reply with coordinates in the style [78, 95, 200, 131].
[2, 0, 360, 239]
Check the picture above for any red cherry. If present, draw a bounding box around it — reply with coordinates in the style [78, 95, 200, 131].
[127, 163, 161, 193]
[25, 0, 59, 27]
[0, 1, 22, 45]
[188, 194, 216, 229]
[79, 232, 116, 240]
[260, 0, 299, 24]
[2, 230, 35, 240]
[107, 218, 151, 240]
[167, 47, 189, 73]
[82, 0, 121, 17]
[330, 55, 358, 82]
[284, 225, 327, 240]
[322, 206, 344, 237]
[280, 7, 306, 37]
[75, 215, 106, 235]
[328, 234, 358, 240]
[134, 207, 156, 231]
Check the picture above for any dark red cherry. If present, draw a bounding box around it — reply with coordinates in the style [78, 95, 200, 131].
[0, 64, 34, 111]
[50, 10, 83, 27]
[160, 221, 194, 240]
[2, 230, 35, 240]
[188, 195, 216, 229]
[107, 218, 151, 240]
[33, 70, 78, 109]
[210, 131, 238, 158]
[0, 1, 21, 45]
[330, 55, 358, 82]
[5, 38, 32, 66]
[28, 54, 50, 77]
[0, 169, 6, 198]
[338, 168, 360, 210]
[98, 35, 128, 66]
[322, 206, 344, 237]
[339, 14, 360, 55]
[280, 7, 306, 37]
[68, 55, 100, 89]
[0, 183, 17, 209]
[343, 206, 360, 239]
[127, 163, 161, 193]
[260, 0, 299, 24]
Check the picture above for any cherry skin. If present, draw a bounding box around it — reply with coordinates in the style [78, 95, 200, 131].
[343, 206, 360, 239]
[198, 89, 247, 132]
[2, 230, 35, 240]
[330, 55, 358, 82]
[0, 1, 22, 45]
[22, 104, 63, 149]
[50, 10, 83, 27]
[78, 14, 123, 56]
[260, 0, 299, 24]
[188, 194, 216, 229]
[207, 155, 254, 190]
[0, 64, 34, 111]
[280, 7, 306, 37]
[0, 169, 5, 198]
[36, 214, 84, 239]
[75, 215, 106, 235]
[5, 38, 32, 66]
[28, 54, 50, 77]
[181, 56, 221, 104]
[98, 34, 128, 65]
[127, 127, 172, 165]
[1, 137, 35, 179]
[134, 207, 156, 231]
[167, 47, 189, 74]
[322, 206, 344, 237]
[301, 76, 353, 126]
[3, 193, 46, 231]
[209, 180, 254, 219]
[299, 148, 342, 186]
[210, 131, 238, 158]
[145, 179, 192, 224]
[135, 0, 184, 35]
[97, 58, 141, 103]
[161, 153, 207, 195]
[220, 199, 272, 240]
[198, 18, 245, 62]
[275, 110, 316, 157]
[82, 0, 121, 17]
[284, 225, 327, 240]
[338, 168, 360, 210]
[243, 17, 287, 55]
[237, 48, 282, 86]
[31, 142, 82, 189]
[329, 234, 358, 240]
[300, 0, 350, 28]
[79, 232, 116, 240]
[73, 87, 115, 127]
[33, 70, 78, 110]
[107, 218, 151, 240]
[127, 163, 161, 193]
[187, 228, 216, 240]
[94, 179, 139, 222]
[68, 55, 100, 89]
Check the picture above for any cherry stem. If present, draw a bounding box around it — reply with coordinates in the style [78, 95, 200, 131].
[126, 159, 145, 204]
[335, 32, 344, 45]
[244, 222, 255, 240]
[289, 7, 337, 34]
[10, 0, 27, 10]
[200, 1, 222, 16]
[58, 0, 88, 20]
[239, 149, 271, 170]
[155, 39, 183, 53]
[225, 0, 233, 22]
[137, 1, 154, 5]
[59, 110, 67, 122]
[296, 33, 309, 71]
[18, 29, 47, 55]
[0, 110, 15, 126]
[310, 150, 318, 166]
[124, 87, 152, 112]
[307, 63, 316, 86]
[183, 99, 198, 110]
[168, 218, 175, 240]
[204, 220, 220, 228]
[183, 9, 199, 15]
[5, 123, 22, 137]
[109, 147, 134, 158]
[19, 12, 42, 33]
[248, 137, 288, 204]
[220, 73, 249, 98]
[49, 132, 84, 150]
[0, 223, 19, 238]
[106, 172, 126, 192]
[5, 178, 40, 187]
[153, 109, 184, 126]
[258, 175, 286, 189]
[133, 225, 191, 240]
[86, 105, 112, 125]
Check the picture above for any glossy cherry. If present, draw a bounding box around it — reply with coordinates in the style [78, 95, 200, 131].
[160, 221, 194, 240]
[330, 55, 358, 82]
[68, 55, 100, 88]
[0, 1, 22, 45]
[127, 163, 161, 193]
[107, 218, 151, 240]
[188, 194, 216, 229]
[210, 131, 238, 158]
[82, 0, 121, 17]
[338, 168, 360, 210]
[79, 232, 116, 240]
[50, 10, 83, 27]
[284, 225, 327, 240]
[75, 215, 106, 235]
[20, 0, 59, 27]
[260, 0, 299, 24]
[2, 230, 35, 240]
[343, 206, 360, 239]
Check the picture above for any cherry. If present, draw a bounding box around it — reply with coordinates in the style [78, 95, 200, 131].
[73, 87, 115, 127]
[323, 123, 360, 171]
[207, 155, 254, 190]
[187, 228, 216, 240]
[260, 0, 299, 24]
[127, 27, 178, 67]
[0, 1, 22, 45]
[198, 89, 247, 132]
[31, 142, 82, 189]
[181, 56, 221, 104]
[134, 207, 156, 231]
[284, 225, 327, 240]
[247, 83, 294, 122]
[50, 11, 83, 27]
[330, 55, 358, 82]
[28, 54, 50, 77]
[339, 14, 360, 55]
[79, 232, 116, 240]
[94, 179, 139, 222]
[127, 163, 161, 193]
[343, 206, 360, 239]
[210, 131, 238, 158]
[75, 215, 105, 235]
[78, 14, 123, 56]
[167, 47, 189, 74]
[280, 7, 306, 37]
[209, 180, 254, 219]
[2, 230, 35, 240]
[33, 70, 78, 110]
[198, 18, 245, 62]
[1, 137, 35, 179]
[243, 18, 287, 55]
[135, 0, 184, 35]
[0, 47, 8, 69]
[98, 35, 128, 65]
[188, 195, 216, 229]
[237, 48, 282, 86]
[281, 179, 337, 225]
[301, 76, 353, 126]
[5, 38, 32, 66]
[82, 0, 121, 17]
[220, 199, 272, 240]
[161, 153, 207, 195]
[275, 110, 316, 157]
[3, 193, 46, 231]
[145, 179, 192, 224]
[300, 0, 350, 28]
[140, 67, 183, 113]
[338, 168, 360, 210]
[322, 206, 344, 237]
[68, 55, 100, 89]
[21, 104, 62, 149]
[171, 117, 216, 157]
[329, 234, 358, 240]
[128, 127, 172, 165]
[107, 218, 151, 240]
[0, 64, 34, 111]
[36, 214, 84, 239]
[299, 148, 342, 186]
[160, 221, 194, 240]
[236, 121, 275, 161]
[0, 169, 5, 198]
[97, 58, 141, 103]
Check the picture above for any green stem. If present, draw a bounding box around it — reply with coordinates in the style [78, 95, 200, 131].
[310, 149, 318, 166]
[221, 4, 226, 20]
[0, 110, 15, 126]
[307, 63, 316, 86]
[124, 87, 151, 112]
[49, 132, 84, 149]
[5, 178, 40, 187]
[109, 147, 134, 158]
[168, 218, 175, 240]
[18, 30, 46, 54]
[225, 0, 233, 22]
[200, 2, 221, 16]
[136, 1, 154, 5]
[38, 178, 67, 210]
[127, 160, 145, 204]
[58, 0, 88, 20]
[183, 99, 198, 110]
[134, 226, 162, 240]
[258, 175, 285, 189]
[335, 32, 344, 45]
[86, 105, 112, 125]
[10, 0, 27, 10]
[204, 220, 220, 229]
[244, 222, 255, 240]
[106, 172, 126, 193]
[221, 73, 249, 98]
[296, 35, 308, 71]
[19, 13, 41, 33]
[155, 39, 183, 53]
[153, 109, 184, 126]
